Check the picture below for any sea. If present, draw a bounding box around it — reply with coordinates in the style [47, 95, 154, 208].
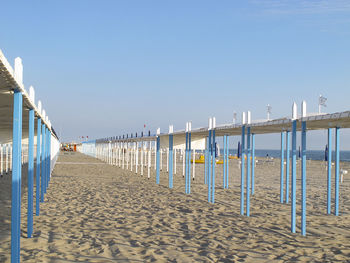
[217, 149, 350, 162]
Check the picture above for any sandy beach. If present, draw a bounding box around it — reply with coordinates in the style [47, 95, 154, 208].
[1, 151, 350, 262]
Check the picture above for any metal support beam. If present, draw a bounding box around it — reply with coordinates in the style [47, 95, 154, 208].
[251, 134, 255, 195]
[240, 125, 245, 215]
[335, 127, 340, 216]
[280, 132, 285, 203]
[35, 118, 41, 216]
[48, 129, 51, 182]
[46, 128, 50, 188]
[207, 130, 212, 202]
[205, 136, 208, 185]
[188, 132, 192, 194]
[11, 90, 22, 263]
[301, 121, 306, 236]
[27, 109, 34, 238]
[226, 135, 229, 189]
[185, 132, 189, 193]
[285, 131, 290, 204]
[169, 134, 173, 188]
[246, 127, 251, 216]
[291, 120, 297, 233]
[211, 129, 215, 203]
[301, 121, 307, 236]
[41, 124, 45, 202]
[327, 128, 332, 214]
[156, 136, 160, 184]
[223, 135, 226, 189]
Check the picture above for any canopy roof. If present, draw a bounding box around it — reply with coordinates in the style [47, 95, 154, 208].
[99, 110, 350, 147]
[0, 50, 56, 143]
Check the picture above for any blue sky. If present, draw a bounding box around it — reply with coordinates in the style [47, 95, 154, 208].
[1, 0, 350, 149]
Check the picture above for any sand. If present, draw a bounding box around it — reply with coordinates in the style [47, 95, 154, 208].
[0, 151, 350, 262]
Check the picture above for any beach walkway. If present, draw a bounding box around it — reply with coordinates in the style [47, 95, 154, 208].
[10, 152, 350, 262]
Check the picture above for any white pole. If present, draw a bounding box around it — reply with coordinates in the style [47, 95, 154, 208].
[122, 142, 125, 169]
[6, 145, 9, 174]
[112, 144, 114, 165]
[148, 142, 151, 178]
[9, 145, 12, 172]
[154, 141, 156, 170]
[112, 143, 115, 166]
[118, 143, 121, 167]
[115, 143, 117, 165]
[131, 143, 133, 171]
[160, 149, 163, 170]
[193, 149, 195, 179]
[182, 149, 185, 177]
[126, 143, 129, 170]
[135, 142, 139, 174]
[109, 142, 112, 165]
[141, 142, 144, 175]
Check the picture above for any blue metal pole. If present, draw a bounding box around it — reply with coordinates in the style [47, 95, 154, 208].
[44, 127, 48, 193]
[285, 131, 290, 204]
[36, 118, 41, 216]
[335, 127, 340, 216]
[27, 109, 34, 238]
[223, 135, 226, 189]
[280, 132, 285, 203]
[226, 135, 229, 189]
[41, 124, 45, 202]
[327, 128, 332, 214]
[251, 134, 255, 195]
[246, 127, 251, 216]
[208, 130, 212, 202]
[169, 134, 173, 189]
[156, 136, 160, 184]
[185, 132, 188, 193]
[11, 90, 22, 263]
[240, 126, 245, 215]
[301, 121, 307, 236]
[48, 130, 51, 184]
[205, 137, 208, 184]
[204, 137, 209, 184]
[188, 132, 191, 194]
[46, 128, 49, 189]
[211, 129, 215, 203]
[291, 120, 297, 233]
[46, 128, 49, 187]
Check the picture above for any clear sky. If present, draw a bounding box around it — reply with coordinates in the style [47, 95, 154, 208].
[1, 0, 350, 149]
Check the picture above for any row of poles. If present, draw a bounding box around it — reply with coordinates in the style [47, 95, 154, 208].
[10, 88, 55, 263]
[0, 144, 35, 177]
[82, 101, 343, 238]
[2, 55, 60, 263]
[92, 136, 198, 181]
[279, 102, 341, 236]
